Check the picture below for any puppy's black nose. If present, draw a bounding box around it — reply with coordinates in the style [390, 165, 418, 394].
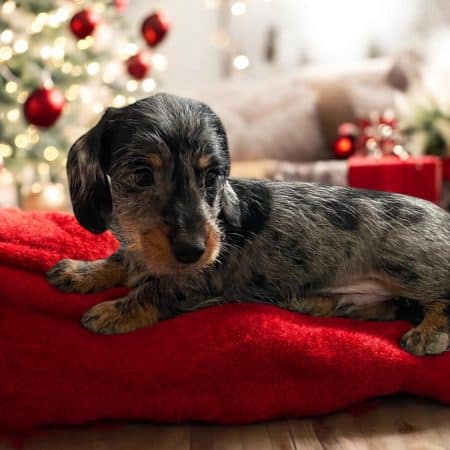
[172, 239, 205, 264]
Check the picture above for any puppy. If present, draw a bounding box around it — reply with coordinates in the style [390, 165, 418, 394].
[48, 93, 450, 356]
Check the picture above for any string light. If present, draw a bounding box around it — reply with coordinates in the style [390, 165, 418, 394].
[40, 45, 52, 59]
[152, 53, 168, 71]
[233, 54, 249, 70]
[142, 78, 156, 92]
[127, 96, 136, 104]
[47, 13, 62, 28]
[113, 95, 127, 107]
[14, 134, 30, 149]
[55, 8, 70, 22]
[122, 43, 138, 59]
[0, 30, 14, 44]
[42, 183, 65, 208]
[86, 62, 100, 75]
[1, 1, 16, 14]
[0, 46, 13, 61]
[92, 103, 104, 114]
[77, 36, 93, 50]
[5, 81, 17, 94]
[17, 91, 28, 103]
[61, 61, 73, 73]
[126, 80, 138, 92]
[6, 108, 20, 122]
[27, 126, 40, 144]
[30, 182, 42, 194]
[0, 144, 13, 158]
[66, 85, 80, 101]
[13, 39, 28, 54]
[30, 20, 44, 34]
[231, 1, 247, 16]
[71, 65, 83, 76]
[43, 146, 59, 161]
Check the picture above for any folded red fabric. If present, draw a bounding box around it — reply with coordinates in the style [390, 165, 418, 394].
[1, 208, 449, 430]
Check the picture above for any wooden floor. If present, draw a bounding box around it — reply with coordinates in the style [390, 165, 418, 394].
[1, 396, 450, 449]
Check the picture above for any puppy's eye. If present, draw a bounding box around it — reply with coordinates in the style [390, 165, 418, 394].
[204, 169, 221, 187]
[133, 168, 154, 187]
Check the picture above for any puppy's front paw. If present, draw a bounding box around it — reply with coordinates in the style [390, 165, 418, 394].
[401, 328, 449, 356]
[47, 259, 94, 293]
[81, 299, 158, 335]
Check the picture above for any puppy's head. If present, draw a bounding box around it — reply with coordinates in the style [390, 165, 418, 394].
[67, 93, 240, 275]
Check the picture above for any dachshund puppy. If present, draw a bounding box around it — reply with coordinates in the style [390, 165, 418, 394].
[48, 93, 450, 356]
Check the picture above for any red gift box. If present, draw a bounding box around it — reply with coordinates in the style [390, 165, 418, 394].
[348, 156, 442, 204]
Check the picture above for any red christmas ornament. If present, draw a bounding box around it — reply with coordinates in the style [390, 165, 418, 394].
[23, 87, 65, 128]
[114, 0, 129, 13]
[126, 52, 152, 80]
[141, 11, 170, 47]
[332, 136, 356, 159]
[69, 9, 100, 39]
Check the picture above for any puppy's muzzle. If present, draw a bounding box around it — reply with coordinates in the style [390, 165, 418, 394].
[169, 231, 206, 264]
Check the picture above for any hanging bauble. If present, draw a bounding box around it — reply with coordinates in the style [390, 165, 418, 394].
[23, 87, 65, 128]
[114, 0, 129, 13]
[126, 52, 152, 80]
[332, 136, 357, 159]
[141, 11, 170, 47]
[70, 9, 100, 39]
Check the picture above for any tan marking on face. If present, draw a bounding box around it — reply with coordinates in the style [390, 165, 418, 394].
[147, 153, 163, 169]
[119, 217, 221, 275]
[140, 226, 176, 275]
[197, 154, 212, 170]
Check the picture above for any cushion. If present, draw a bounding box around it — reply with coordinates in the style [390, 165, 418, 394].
[1, 208, 450, 430]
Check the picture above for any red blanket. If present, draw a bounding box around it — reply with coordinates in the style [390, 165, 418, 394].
[1, 208, 449, 430]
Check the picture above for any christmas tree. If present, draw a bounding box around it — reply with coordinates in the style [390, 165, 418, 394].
[0, 0, 170, 206]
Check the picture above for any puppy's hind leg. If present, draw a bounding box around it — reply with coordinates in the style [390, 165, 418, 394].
[47, 252, 127, 294]
[401, 300, 450, 356]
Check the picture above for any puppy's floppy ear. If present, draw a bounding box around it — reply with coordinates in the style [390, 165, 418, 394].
[67, 107, 116, 234]
[222, 180, 241, 227]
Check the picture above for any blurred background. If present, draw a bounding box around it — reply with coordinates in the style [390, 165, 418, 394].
[1, 0, 450, 211]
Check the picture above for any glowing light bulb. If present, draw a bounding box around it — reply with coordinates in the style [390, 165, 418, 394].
[5, 81, 17, 94]
[86, 62, 100, 75]
[0, 46, 13, 61]
[2, 1, 16, 14]
[61, 62, 73, 74]
[231, 1, 247, 15]
[152, 53, 168, 72]
[92, 103, 104, 114]
[0, 30, 13, 44]
[113, 95, 127, 107]
[123, 43, 138, 59]
[17, 91, 28, 103]
[7, 108, 20, 122]
[142, 78, 156, 93]
[43, 146, 59, 161]
[0, 143, 13, 158]
[14, 134, 30, 149]
[40, 45, 52, 59]
[233, 54, 249, 70]
[126, 80, 138, 92]
[13, 39, 28, 53]
[77, 36, 93, 50]
[71, 66, 83, 76]
[30, 182, 42, 194]
[42, 183, 66, 209]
